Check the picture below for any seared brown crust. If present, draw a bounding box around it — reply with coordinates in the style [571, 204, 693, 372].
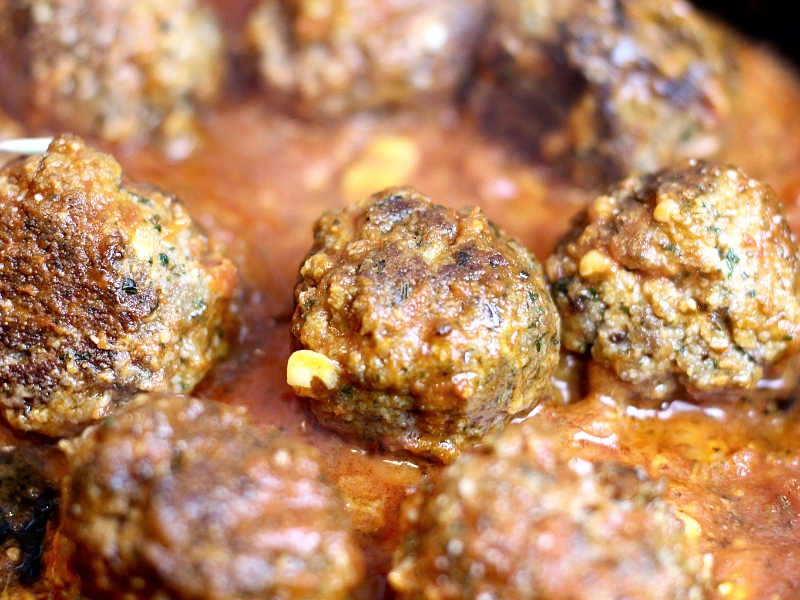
[0, 0, 224, 153]
[292, 187, 559, 461]
[546, 160, 800, 393]
[246, 0, 490, 118]
[60, 394, 364, 600]
[390, 419, 709, 600]
[0, 135, 237, 435]
[475, 0, 736, 187]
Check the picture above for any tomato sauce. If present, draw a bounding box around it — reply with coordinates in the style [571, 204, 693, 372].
[123, 43, 800, 599]
[5, 38, 800, 599]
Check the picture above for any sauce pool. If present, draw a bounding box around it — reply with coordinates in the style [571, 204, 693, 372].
[5, 38, 800, 600]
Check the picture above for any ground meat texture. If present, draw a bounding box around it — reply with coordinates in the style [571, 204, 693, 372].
[0, 447, 58, 589]
[0, 134, 237, 436]
[59, 394, 364, 600]
[0, 0, 224, 156]
[546, 160, 800, 394]
[246, 0, 490, 119]
[389, 420, 709, 600]
[474, 0, 736, 187]
[291, 187, 559, 462]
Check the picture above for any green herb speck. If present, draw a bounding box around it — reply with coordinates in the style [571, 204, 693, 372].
[121, 278, 138, 295]
[724, 250, 740, 277]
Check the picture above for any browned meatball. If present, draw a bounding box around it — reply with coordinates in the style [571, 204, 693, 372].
[389, 419, 710, 600]
[0, 135, 237, 435]
[59, 394, 364, 600]
[546, 160, 800, 395]
[474, 0, 736, 187]
[289, 187, 560, 461]
[246, 0, 490, 118]
[0, 0, 224, 156]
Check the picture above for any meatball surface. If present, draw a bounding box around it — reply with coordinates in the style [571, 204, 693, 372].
[0, 135, 237, 435]
[0, 0, 224, 155]
[546, 160, 800, 393]
[60, 394, 364, 600]
[246, 0, 490, 118]
[290, 187, 559, 461]
[389, 420, 709, 600]
[475, 0, 736, 186]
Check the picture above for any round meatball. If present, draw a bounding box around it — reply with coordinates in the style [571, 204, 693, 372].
[246, 0, 490, 118]
[0, 134, 237, 435]
[0, 0, 224, 156]
[474, 0, 736, 187]
[59, 393, 364, 600]
[546, 160, 800, 394]
[290, 187, 560, 461]
[389, 420, 709, 600]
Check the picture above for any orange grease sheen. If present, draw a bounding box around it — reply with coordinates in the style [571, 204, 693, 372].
[5, 40, 800, 600]
[125, 44, 800, 599]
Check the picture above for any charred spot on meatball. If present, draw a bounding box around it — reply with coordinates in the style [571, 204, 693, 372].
[389, 420, 710, 600]
[0, 0, 224, 156]
[246, 0, 490, 119]
[0, 134, 237, 436]
[0, 446, 58, 589]
[289, 187, 559, 462]
[473, 0, 736, 187]
[59, 393, 364, 600]
[546, 160, 800, 395]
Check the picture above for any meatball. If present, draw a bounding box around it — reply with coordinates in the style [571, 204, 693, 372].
[0, 134, 237, 435]
[0, 0, 224, 156]
[59, 393, 364, 600]
[389, 420, 709, 600]
[474, 0, 736, 186]
[246, 0, 490, 118]
[289, 187, 559, 461]
[546, 160, 800, 394]
[1, 447, 58, 588]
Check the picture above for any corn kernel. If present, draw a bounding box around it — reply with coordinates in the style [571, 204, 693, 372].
[341, 136, 421, 200]
[287, 349, 341, 391]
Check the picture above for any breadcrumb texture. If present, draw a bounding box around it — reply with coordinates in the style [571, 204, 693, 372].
[390, 419, 709, 600]
[0, 135, 237, 435]
[0, 0, 224, 154]
[246, 0, 490, 118]
[292, 187, 559, 461]
[546, 160, 800, 393]
[60, 394, 364, 600]
[476, 0, 736, 186]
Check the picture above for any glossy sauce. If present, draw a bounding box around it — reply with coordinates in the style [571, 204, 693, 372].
[5, 38, 800, 600]
[117, 43, 800, 599]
